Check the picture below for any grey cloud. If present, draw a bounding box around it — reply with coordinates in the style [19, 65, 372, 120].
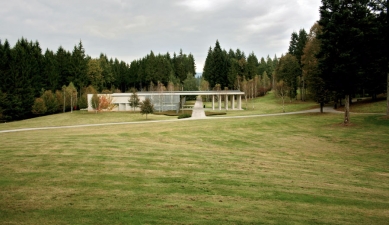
[0, 0, 321, 72]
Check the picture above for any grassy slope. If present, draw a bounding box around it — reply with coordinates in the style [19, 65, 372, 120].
[0, 95, 388, 224]
[0, 111, 175, 131]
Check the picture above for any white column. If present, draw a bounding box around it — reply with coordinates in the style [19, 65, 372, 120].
[238, 95, 242, 110]
[212, 95, 215, 110]
[225, 94, 228, 110]
[218, 95, 221, 110]
[232, 95, 235, 110]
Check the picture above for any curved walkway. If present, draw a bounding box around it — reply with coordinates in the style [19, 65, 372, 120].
[0, 106, 384, 134]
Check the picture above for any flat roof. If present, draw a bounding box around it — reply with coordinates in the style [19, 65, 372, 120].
[111, 90, 245, 96]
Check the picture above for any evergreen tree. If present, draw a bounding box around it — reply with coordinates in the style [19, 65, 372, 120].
[288, 32, 299, 56]
[227, 58, 240, 90]
[247, 52, 258, 79]
[4, 38, 40, 120]
[183, 73, 198, 91]
[56, 46, 72, 89]
[258, 57, 267, 78]
[301, 22, 329, 111]
[128, 87, 140, 112]
[203, 47, 214, 87]
[275, 54, 300, 100]
[99, 54, 114, 90]
[139, 98, 154, 119]
[87, 58, 104, 91]
[43, 49, 59, 91]
[70, 41, 88, 92]
[318, 0, 374, 123]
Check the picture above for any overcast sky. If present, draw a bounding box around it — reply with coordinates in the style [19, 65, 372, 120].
[1, 0, 322, 73]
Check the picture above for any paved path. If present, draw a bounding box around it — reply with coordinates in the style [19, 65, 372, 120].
[191, 97, 206, 119]
[0, 106, 384, 134]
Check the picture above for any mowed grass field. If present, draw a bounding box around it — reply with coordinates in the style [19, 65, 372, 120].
[0, 96, 388, 224]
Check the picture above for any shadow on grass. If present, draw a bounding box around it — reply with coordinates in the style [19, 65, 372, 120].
[154, 110, 226, 117]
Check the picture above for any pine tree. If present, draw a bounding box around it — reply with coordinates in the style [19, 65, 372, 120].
[247, 52, 258, 80]
[318, 0, 374, 123]
[140, 98, 154, 119]
[275, 54, 300, 100]
[70, 41, 88, 93]
[43, 49, 59, 91]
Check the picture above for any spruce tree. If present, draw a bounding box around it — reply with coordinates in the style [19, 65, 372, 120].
[318, 0, 373, 123]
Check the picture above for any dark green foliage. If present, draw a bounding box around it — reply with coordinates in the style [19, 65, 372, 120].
[275, 54, 300, 99]
[43, 49, 59, 91]
[258, 57, 267, 78]
[139, 98, 154, 119]
[154, 110, 226, 117]
[0, 36, 196, 121]
[56, 46, 72, 90]
[90, 93, 100, 113]
[1, 38, 40, 120]
[69, 41, 88, 92]
[247, 52, 258, 79]
[183, 73, 198, 91]
[289, 29, 308, 67]
[128, 88, 140, 112]
[204, 41, 264, 90]
[177, 113, 191, 119]
[203, 40, 229, 88]
[317, 0, 374, 96]
[288, 32, 299, 56]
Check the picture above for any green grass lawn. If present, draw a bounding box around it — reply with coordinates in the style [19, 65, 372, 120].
[339, 98, 387, 113]
[1, 109, 389, 224]
[203, 91, 318, 116]
[0, 111, 175, 131]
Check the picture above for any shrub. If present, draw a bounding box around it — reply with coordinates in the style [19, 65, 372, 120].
[32, 98, 47, 115]
[178, 113, 191, 119]
[42, 90, 59, 114]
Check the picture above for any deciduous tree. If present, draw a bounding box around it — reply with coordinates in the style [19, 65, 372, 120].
[129, 88, 140, 112]
[275, 80, 289, 113]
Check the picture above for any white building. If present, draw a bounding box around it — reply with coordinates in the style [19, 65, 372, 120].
[87, 91, 245, 112]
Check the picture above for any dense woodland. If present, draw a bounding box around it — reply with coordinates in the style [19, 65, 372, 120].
[202, 41, 278, 103]
[0, 39, 196, 121]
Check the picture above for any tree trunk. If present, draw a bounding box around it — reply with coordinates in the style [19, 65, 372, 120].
[63, 92, 65, 113]
[71, 94, 73, 113]
[300, 76, 303, 101]
[387, 72, 389, 117]
[320, 102, 324, 113]
[282, 97, 285, 113]
[344, 95, 350, 124]
[302, 77, 305, 101]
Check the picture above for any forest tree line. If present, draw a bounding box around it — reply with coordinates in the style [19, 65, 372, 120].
[202, 40, 279, 100]
[0, 38, 196, 121]
[201, 0, 388, 122]
[274, 0, 388, 122]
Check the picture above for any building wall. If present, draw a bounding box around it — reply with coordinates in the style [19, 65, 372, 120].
[87, 93, 180, 112]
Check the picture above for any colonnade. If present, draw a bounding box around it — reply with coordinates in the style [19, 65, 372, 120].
[211, 95, 242, 110]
